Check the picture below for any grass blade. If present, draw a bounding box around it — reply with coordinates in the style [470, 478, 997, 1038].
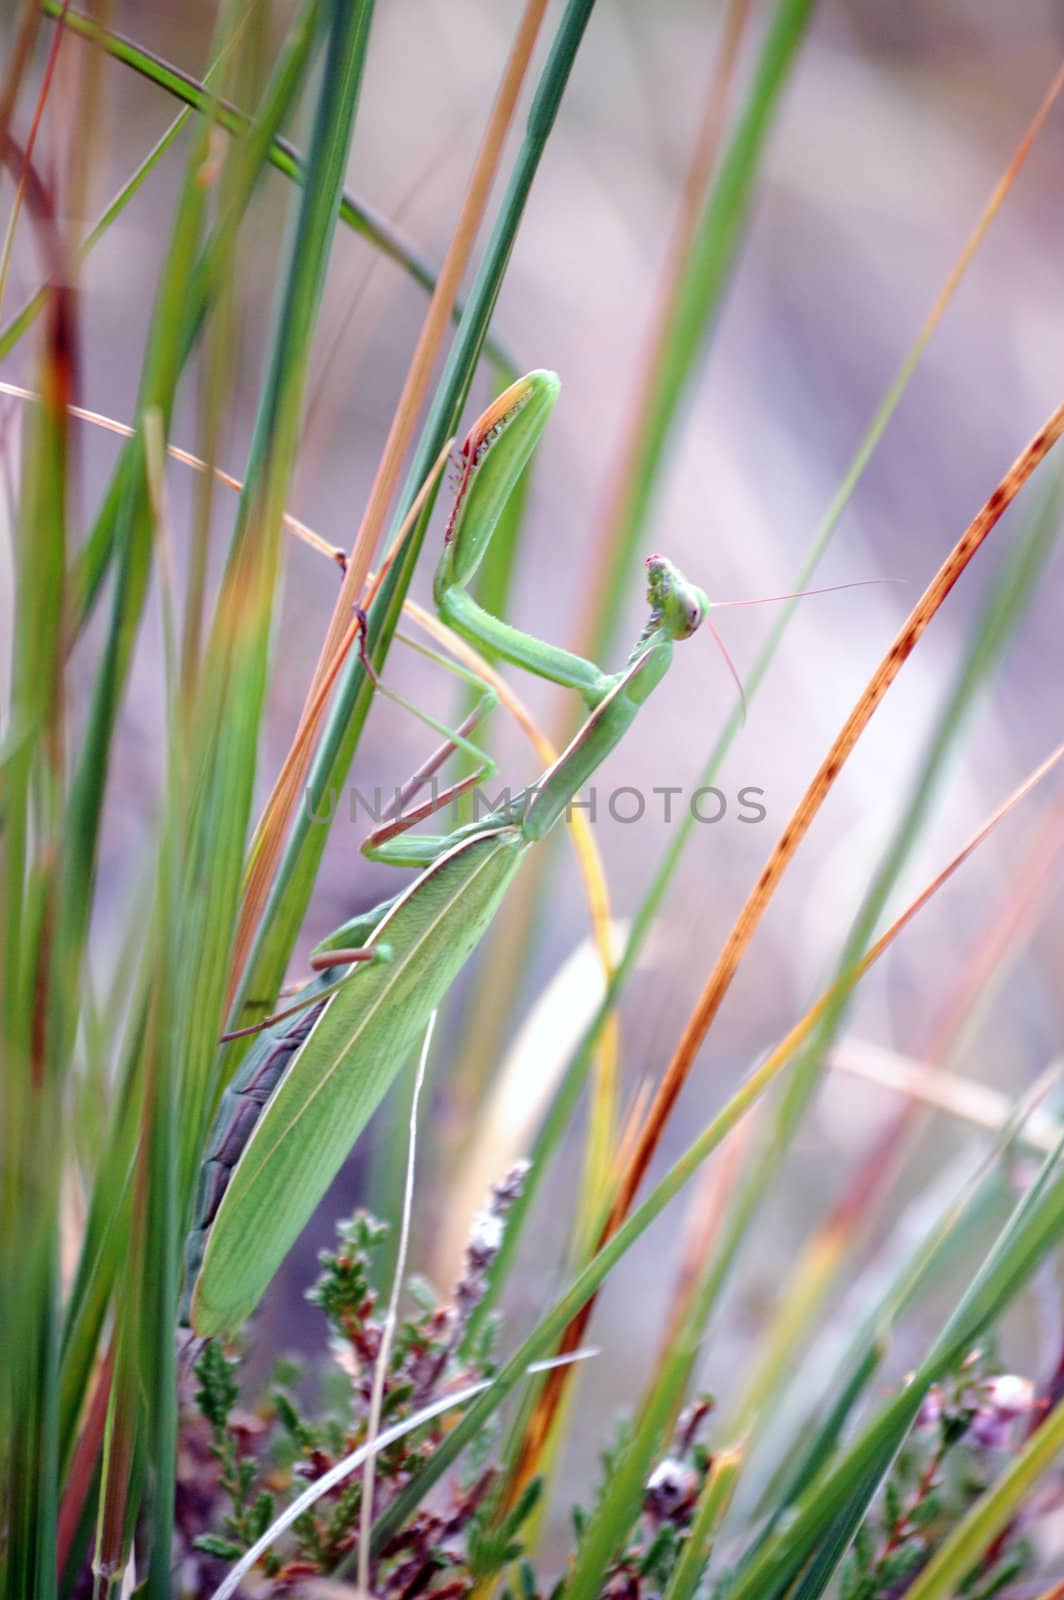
[37, 0, 516, 375]
[232, 0, 601, 1042]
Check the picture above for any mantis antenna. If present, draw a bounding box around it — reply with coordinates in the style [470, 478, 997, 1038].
[703, 577, 899, 721]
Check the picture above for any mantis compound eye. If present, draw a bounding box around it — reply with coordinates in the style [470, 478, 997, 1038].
[644, 554, 709, 640]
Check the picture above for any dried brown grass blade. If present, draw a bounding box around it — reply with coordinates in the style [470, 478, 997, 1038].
[512, 408, 1064, 1483]
[229, 0, 551, 999]
[609, 400, 1064, 1237]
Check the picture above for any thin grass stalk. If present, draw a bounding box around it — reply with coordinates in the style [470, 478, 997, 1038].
[447, 0, 768, 1167]
[308, 0, 551, 676]
[227, 0, 552, 1006]
[694, 473, 1064, 1447]
[175, 0, 375, 1183]
[728, 794, 1064, 1441]
[180, 150, 244, 705]
[36, 0, 516, 374]
[577, 0, 777, 665]
[91, 1317, 137, 1594]
[0, 154, 73, 1598]
[0, 3, 41, 139]
[507, 403, 1064, 1481]
[232, 0, 601, 1040]
[66, 0, 324, 630]
[0, 0, 67, 316]
[462, 58, 1064, 1358]
[372, 740, 1064, 1555]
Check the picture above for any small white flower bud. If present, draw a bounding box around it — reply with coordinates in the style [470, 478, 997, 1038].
[467, 1210, 504, 1265]
[644, 1457, 698, 1522]
[983, 1374, 1034, 1418]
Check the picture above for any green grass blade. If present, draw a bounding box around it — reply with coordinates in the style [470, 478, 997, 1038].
[37, 0, 515, 378]
[902, 1395, 1064, 1600]
[726, 1128, 1064, 1600]
[233, 0, 599, 1035]
[586, 0, 818, 661]
[66, 0, 325, 630]
[174, 0, 375, 1186]
[661, 1444, 743, 1600]
[0, 15, 250, 364]
[564, 1329, 703, 1600]
[0, 258, 71, 1598]
[699, 471, 1064, 1397]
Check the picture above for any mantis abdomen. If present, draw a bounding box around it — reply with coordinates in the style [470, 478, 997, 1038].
[181, 997, 329, 1326]
[188, 826, 527, 1337]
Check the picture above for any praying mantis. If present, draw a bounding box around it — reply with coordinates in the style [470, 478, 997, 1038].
[182, 368, 719, 1337]
[183, 368, 867, 1338]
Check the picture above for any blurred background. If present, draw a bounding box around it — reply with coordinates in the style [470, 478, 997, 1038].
[4, 0, 1064, 1549]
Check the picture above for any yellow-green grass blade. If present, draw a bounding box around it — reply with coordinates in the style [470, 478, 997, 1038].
[371, 976, 1064, 1570]
[727, 1125, 1064, 1600]
[192, 829, 528, 1336]
[902, 1394, 1064, 1600]
[469, 64, 1058, 1343]
[0, 256, 71, 1598]
[685, 472, 1064, 1405]
[66, 0, 324, 631]
[35, 0, 516, 379]
[661, 1443, 744, 1600]
[173, 0, 376, 1205]
[577, 474, 1062, 1593]
[231, 0, 599, 1062]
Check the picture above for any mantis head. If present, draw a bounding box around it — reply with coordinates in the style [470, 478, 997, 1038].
[645, 553, 747, 719]
[645, 555, 711, 640]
